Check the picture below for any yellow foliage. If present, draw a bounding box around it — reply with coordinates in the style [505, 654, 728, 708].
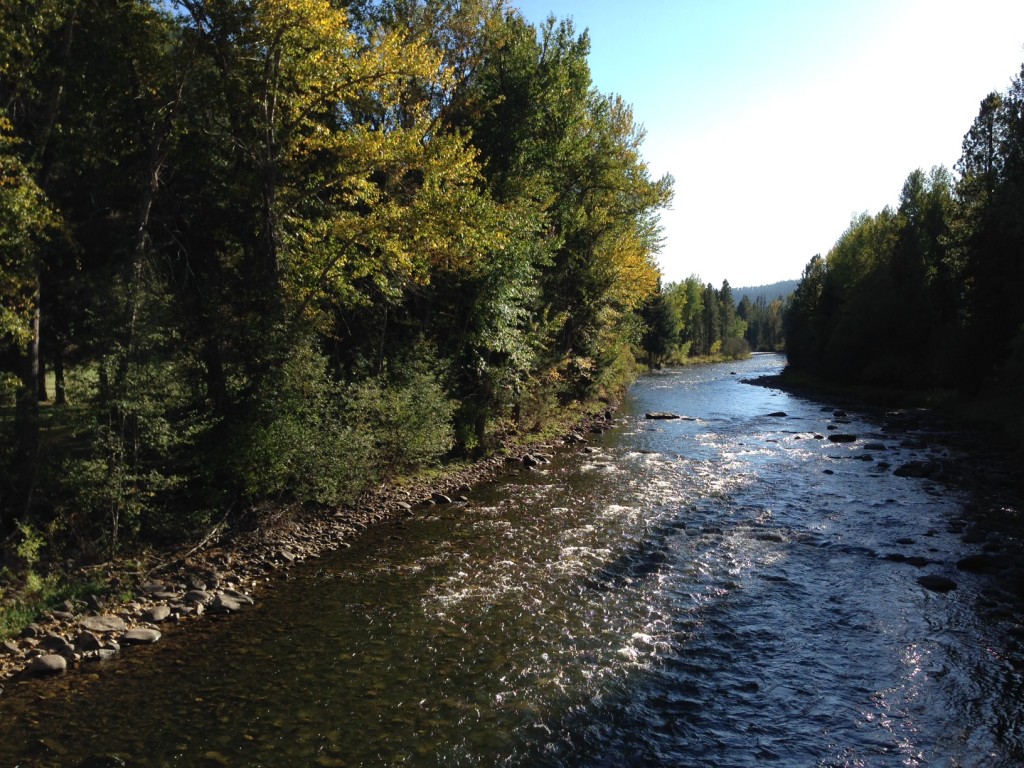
[236, 0, 495, 319]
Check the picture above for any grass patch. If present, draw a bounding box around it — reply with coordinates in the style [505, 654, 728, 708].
[0, 572, 107, 641]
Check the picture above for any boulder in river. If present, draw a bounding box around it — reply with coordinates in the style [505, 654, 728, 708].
[894, 460, 940, 479]
[956, 554, 1008, 574]
[828, 434, 857, 443]
[917, 574, 957, 593]
[645, 412, 680, 420]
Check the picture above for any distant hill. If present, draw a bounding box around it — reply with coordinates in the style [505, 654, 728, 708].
[732, 279, 798, 305]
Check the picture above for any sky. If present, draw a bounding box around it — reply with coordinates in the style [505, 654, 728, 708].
[512, 0, 1024, 289]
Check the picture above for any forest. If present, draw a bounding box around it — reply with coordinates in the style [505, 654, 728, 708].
[784, 64, 1024, 398]
[0, 0, 685, 571]
[639, 277, 785, 366]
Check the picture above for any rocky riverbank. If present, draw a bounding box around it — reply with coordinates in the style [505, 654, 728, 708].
[0, 408, 619, 691]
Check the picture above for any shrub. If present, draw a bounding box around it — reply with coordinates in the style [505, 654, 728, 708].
[348, 362, 456, 476]
[228, 342, 456, 506]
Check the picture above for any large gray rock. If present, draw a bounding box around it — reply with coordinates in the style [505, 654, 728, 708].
[39, 633, 71, 653]
[28, 654, 67, 675]
[120, 628, 161, 645]
[75, 631, 102, 652]
[183, 590, 211, 605]
[142, 605, 172, 623]
[219, 589, 254, 605]
[80, 615, 128, 633]
[209, 594, 244, 614]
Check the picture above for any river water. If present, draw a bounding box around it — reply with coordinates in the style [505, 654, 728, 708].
[3, 353, 1023, 767]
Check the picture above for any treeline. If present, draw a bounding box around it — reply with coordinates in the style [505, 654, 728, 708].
[0, 0, 671, 559]
[640, 277, 786, 365]
[785, 63, 1024, 392]
[647, 278, 761, 364]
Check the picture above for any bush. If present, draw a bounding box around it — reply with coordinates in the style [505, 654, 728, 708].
[54, 350, 193, 556]
[720, 336, 751, 359]
[228, 341, 376, 506]
[348, 361, 456, 475]
[229, 342, 457, 506]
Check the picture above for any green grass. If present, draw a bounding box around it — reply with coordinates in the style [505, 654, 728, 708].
[0, 572, 107, 641]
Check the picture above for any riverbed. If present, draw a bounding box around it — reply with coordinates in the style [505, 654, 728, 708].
[2, 353, 1022, 767]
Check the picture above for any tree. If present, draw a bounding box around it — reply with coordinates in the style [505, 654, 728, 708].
[0, 116, 55, 531]
[784, 254, 827, 371]
[954, 69, 1024, 385]
[640, 283, 682, 365]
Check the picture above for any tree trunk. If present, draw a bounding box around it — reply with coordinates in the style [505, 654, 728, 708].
[54, 344, 67, 405]
[37, 345, 48, 402]
[12, 286, 42, 526]
[203, 334, 229, 415]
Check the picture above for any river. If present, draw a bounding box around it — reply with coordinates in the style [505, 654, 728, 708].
[2, 353, 1023, 767]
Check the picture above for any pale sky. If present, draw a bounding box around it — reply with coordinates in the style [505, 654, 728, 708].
[513, 0, 1024, 288]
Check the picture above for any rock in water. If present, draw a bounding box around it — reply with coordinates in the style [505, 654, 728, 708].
[917, 574, 957, 593]
[645, 412, 680, 420]
[894, 461, 940, 479]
